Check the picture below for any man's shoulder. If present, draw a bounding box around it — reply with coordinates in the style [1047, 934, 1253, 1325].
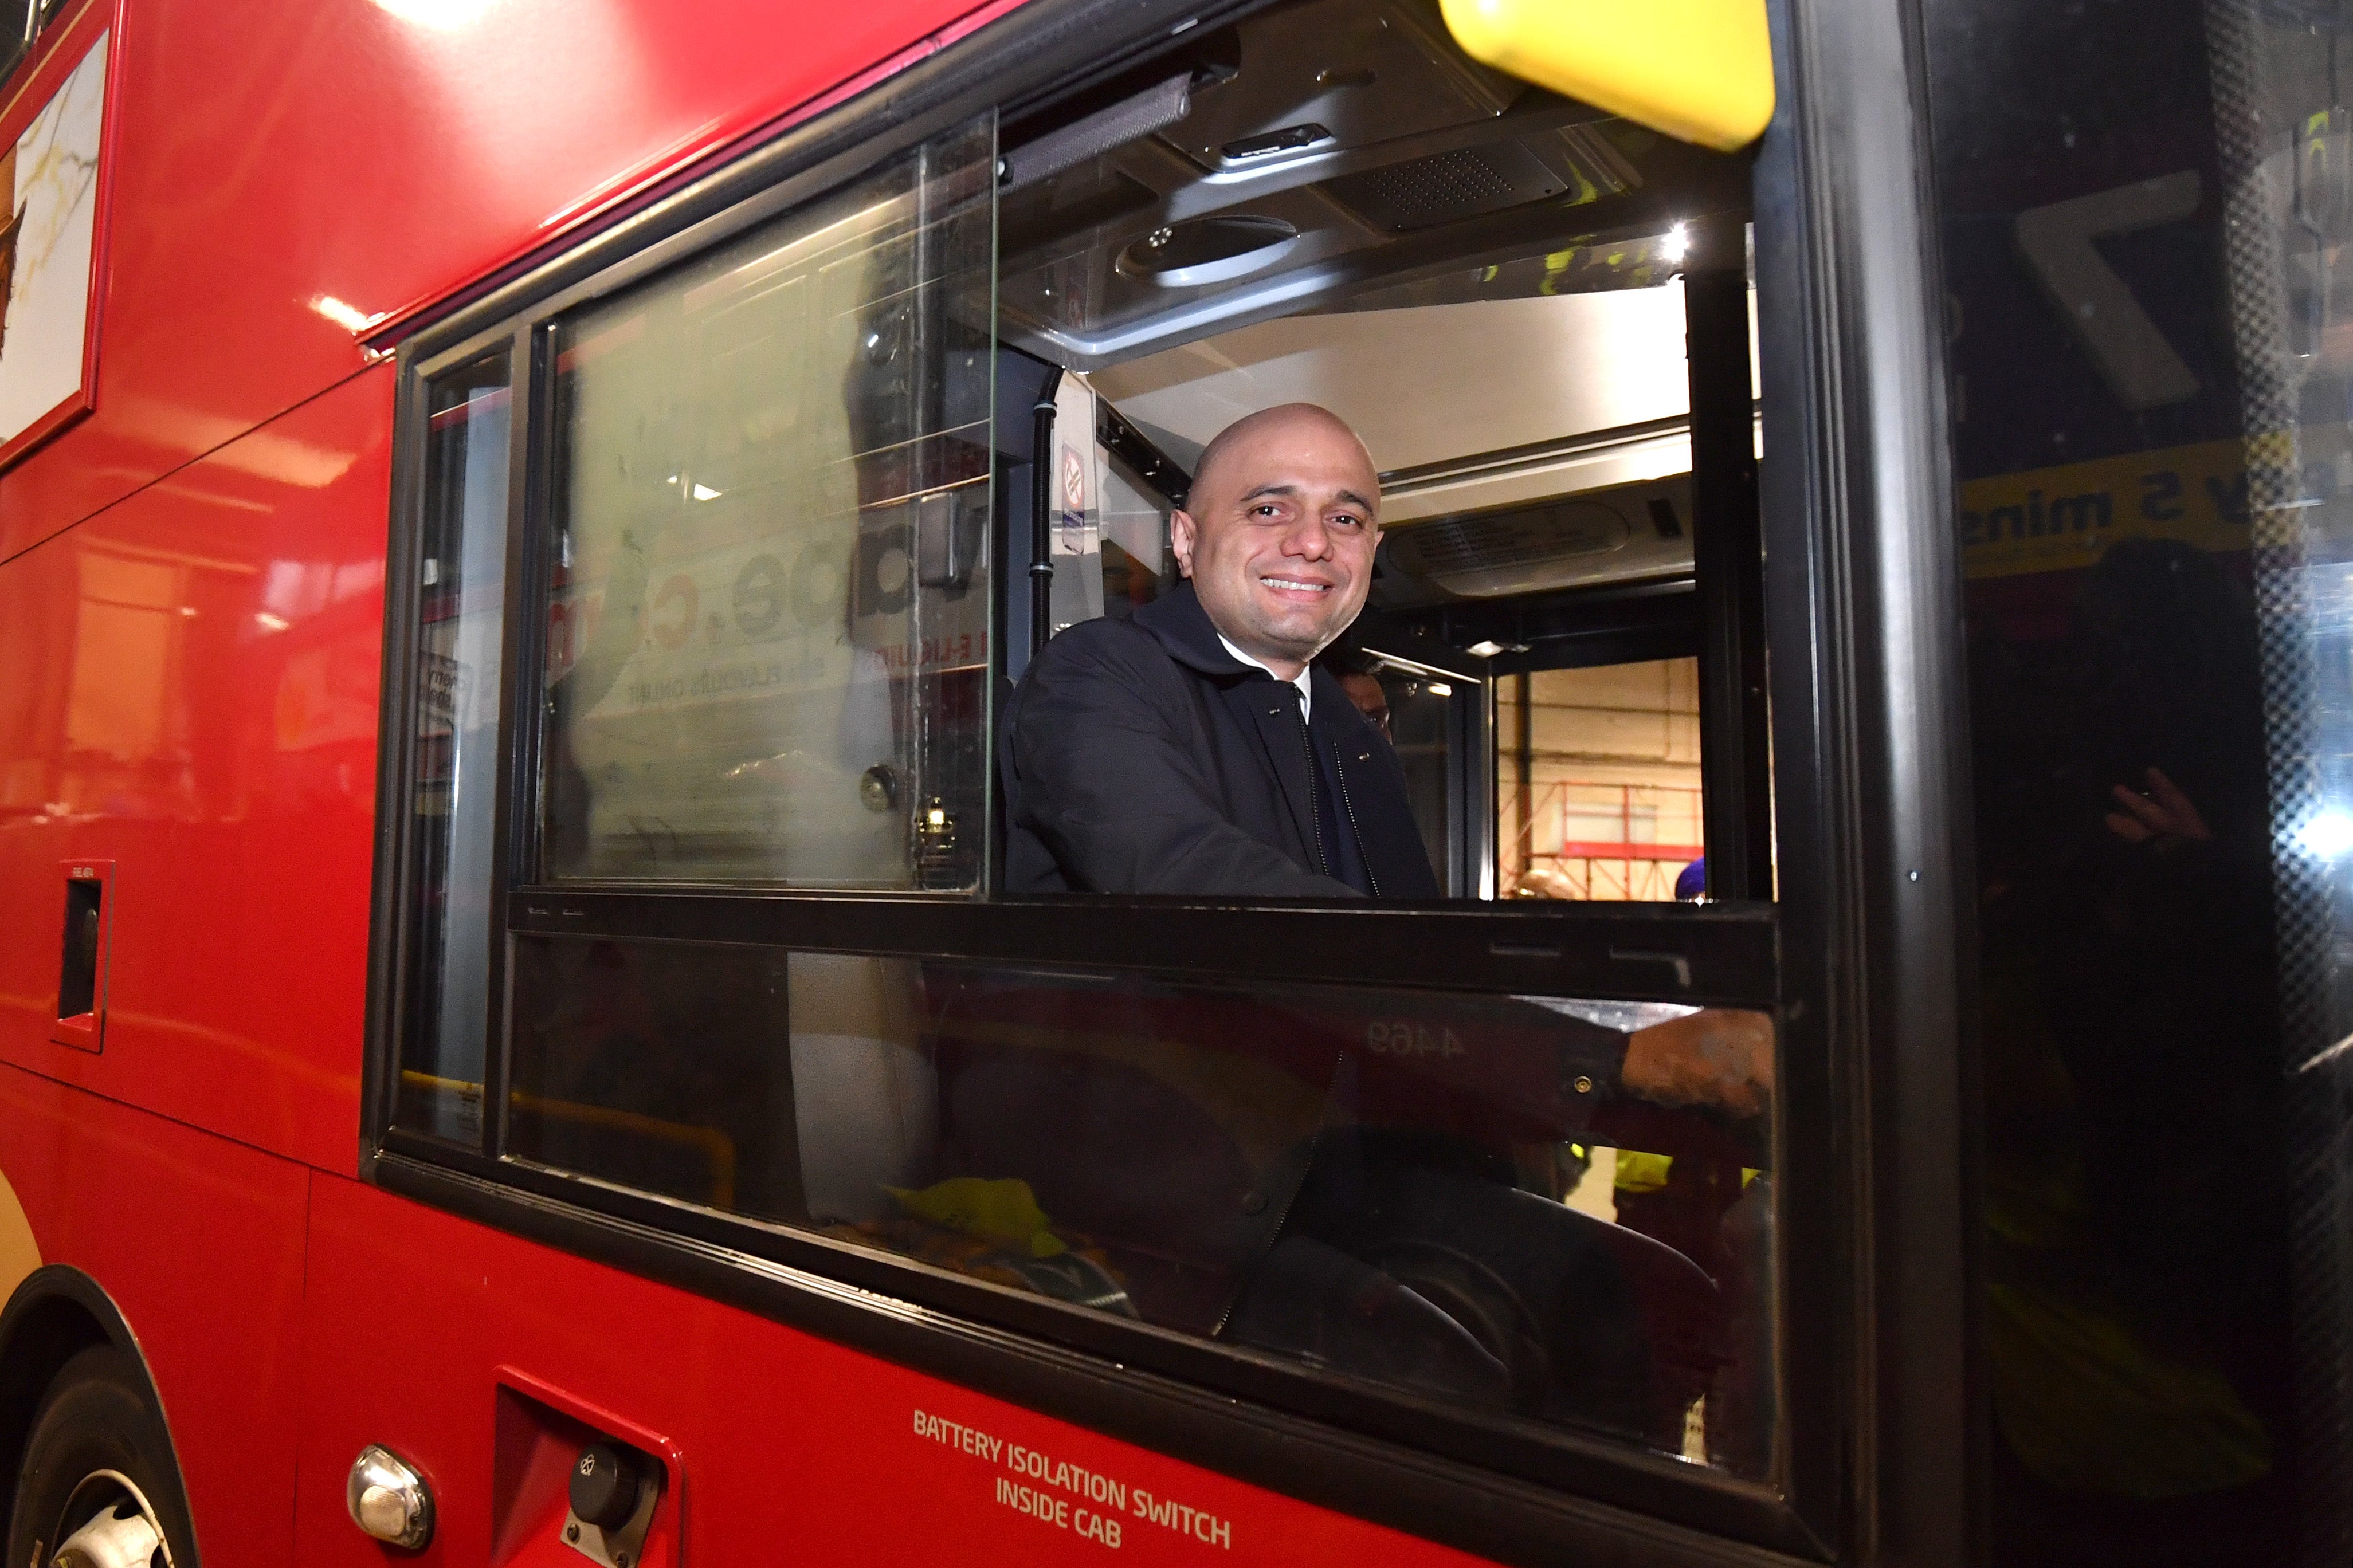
[1006, 615, 1201, 741]
[1027, 612, 1183, 685]
[1005, 612, 1209, 771]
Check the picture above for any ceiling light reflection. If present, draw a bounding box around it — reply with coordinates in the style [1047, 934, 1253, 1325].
[371, 0, 493, 28]
[309, 294, 382, 334]
[2300, 810, 2353, 859]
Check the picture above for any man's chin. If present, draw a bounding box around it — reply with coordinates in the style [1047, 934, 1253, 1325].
[1242, 624, 1332, 667]
[1244, 602, 1342, 641]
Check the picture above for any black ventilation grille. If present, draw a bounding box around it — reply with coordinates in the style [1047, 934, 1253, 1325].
[1390, 500, 1632, 588]
[1323, 141, 1564, 232]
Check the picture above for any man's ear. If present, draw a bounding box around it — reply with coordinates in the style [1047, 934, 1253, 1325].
[1170, 509, 1197, 578]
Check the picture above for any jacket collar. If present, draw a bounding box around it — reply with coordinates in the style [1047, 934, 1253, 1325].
[1131, 580, 1262, 681]
[1131, 582, 1367, 732]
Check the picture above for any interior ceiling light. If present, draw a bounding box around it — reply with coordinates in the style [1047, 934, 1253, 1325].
[1661, 222, 1689, 263]
[1218, 123, 1332, 166]
[1116, 216, 1300, 290]
[1466, 639, 1508, 658]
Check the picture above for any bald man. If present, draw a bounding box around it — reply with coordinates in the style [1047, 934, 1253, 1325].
[1001, 404, 1438, 897]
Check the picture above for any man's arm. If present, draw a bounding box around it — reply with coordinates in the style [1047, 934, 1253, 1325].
[1619, 1008, 1775, 1119]
[1008, 623, 1354, 898]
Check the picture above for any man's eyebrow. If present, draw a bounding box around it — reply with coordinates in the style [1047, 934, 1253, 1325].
[1232, 482, 1376, 512]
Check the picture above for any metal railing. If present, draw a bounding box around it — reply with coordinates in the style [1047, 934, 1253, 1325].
[1503, 780, 1703, 901]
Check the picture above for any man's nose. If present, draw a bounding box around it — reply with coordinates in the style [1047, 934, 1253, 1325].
[1282, 516, 1334, 559]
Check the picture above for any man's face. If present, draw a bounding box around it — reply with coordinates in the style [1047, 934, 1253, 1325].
[1171, 408, 1380, 677]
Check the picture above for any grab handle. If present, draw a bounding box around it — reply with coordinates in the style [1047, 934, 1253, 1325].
[52, 859, 112, 1052]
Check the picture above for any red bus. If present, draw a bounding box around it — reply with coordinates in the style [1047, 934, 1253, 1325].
[0, 0, 2344, 1563]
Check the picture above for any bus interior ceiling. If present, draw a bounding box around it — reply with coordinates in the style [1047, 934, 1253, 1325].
[988, 0, 1755, 899]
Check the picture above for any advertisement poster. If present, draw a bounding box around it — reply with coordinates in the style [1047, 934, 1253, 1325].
[0, 33, 103, 447]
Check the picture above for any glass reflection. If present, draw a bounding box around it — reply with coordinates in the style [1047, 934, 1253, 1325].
[1925, 0, 2348, 1556]
[538, 123, 995, 889]
[394, 353, 511, 1144]
[504, 933, 1778, 1476]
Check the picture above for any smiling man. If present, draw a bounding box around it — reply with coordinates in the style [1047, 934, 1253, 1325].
[1001, 403, 1438, 897]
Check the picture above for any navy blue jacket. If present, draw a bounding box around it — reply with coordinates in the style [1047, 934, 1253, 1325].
[1002, 583, 1441, 898]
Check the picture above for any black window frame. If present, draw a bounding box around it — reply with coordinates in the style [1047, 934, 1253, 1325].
[360, 0, 1977, 1563]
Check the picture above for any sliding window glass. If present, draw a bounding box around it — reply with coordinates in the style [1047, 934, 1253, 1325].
[393, 353, 513, 1143]
[537, 121, 997, 889]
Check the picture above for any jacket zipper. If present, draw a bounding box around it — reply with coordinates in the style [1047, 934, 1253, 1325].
[1290, 693, 1379, 897]
[1287, 695, 1332, 879]
[1328, 734, 1381, 897]
[1218, 693, 1366, 1336]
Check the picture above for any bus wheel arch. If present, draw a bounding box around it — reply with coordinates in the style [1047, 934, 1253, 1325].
[0, 1267, 200, 1567]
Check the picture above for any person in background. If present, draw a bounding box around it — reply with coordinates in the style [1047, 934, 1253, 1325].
[1316, 643, 1393, 741]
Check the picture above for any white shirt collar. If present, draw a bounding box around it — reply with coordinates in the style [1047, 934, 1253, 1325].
[1217, 634, 1312, 723]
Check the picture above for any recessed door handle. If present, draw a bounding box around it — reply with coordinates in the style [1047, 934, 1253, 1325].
[52, 859, 113, 1052]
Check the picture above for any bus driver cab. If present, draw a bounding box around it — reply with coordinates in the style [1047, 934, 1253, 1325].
[387, 0, 1790, 1544]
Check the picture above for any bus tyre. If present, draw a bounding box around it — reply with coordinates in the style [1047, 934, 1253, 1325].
[7, 1345, 195, 1568]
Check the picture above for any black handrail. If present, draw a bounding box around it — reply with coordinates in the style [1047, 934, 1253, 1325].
[1028, 368, 1064, 654]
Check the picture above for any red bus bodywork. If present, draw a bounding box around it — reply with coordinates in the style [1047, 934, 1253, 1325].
[0, 0, 1519, 1559]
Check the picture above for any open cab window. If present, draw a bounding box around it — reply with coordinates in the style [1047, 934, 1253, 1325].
[991, 0, 1763, 907]
[378, 0, 1795, 1544]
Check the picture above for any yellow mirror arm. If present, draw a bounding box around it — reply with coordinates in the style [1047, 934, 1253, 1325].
[1439, 0, 1776, 153]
